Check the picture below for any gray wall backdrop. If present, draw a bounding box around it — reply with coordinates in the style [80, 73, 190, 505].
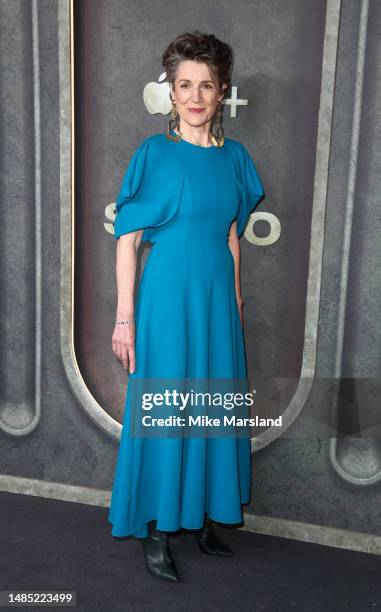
[1, 0, 381, 554]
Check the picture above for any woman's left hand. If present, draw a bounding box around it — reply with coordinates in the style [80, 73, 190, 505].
[237, 296, 244, 328]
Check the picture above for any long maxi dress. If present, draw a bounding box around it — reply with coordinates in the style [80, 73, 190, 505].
[108, 129, 265, 539]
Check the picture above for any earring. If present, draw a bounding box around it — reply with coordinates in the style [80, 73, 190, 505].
[166, 99, 182, 142]
[210, 101, 225, 147]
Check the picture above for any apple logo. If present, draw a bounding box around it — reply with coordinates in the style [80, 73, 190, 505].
[143, 72, 172, 115]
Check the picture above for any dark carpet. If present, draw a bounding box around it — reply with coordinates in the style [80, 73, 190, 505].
[0, 491, 379, 611]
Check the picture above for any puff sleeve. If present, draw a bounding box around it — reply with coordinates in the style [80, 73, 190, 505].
[113, 136, 184, 242]
[234, 143, 265, 238]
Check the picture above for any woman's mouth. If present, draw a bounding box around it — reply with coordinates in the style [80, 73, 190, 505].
[188, 108, 205, 113]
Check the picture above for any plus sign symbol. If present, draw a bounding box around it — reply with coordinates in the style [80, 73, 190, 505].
[223, 86, 248, 118]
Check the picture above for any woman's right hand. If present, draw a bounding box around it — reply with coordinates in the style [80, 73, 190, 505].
[112, 321, 136, 373]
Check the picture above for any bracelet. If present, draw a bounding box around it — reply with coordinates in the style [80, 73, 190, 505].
[116, 317, 135, 325]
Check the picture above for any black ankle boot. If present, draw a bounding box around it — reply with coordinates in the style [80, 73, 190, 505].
[195, 517, 233, 557]
[141, 521, 179, 582]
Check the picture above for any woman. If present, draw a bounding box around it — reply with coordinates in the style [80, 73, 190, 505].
[108, 30, 265, 583]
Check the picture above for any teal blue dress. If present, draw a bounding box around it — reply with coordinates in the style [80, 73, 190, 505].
[108, 129, 265, 538]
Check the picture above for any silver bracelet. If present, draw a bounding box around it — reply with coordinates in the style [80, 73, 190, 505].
[116, 317, 135, 325]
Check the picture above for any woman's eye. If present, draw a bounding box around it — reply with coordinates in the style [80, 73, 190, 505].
[180, 83, 213, 89]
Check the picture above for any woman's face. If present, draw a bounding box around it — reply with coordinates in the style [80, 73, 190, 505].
[170, 60, 226, 129]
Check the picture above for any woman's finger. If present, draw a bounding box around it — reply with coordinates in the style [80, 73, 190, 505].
[128, 347, 136, 374]
[121, 343, 129, 370]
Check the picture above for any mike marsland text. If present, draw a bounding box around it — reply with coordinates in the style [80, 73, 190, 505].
[140, 414, 283, 427]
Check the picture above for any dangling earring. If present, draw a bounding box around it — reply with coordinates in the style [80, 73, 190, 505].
[166, 98, 182, 142]
[210, 100, 225, 147]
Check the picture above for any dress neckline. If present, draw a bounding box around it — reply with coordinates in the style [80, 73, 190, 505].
[168, 129, 218, 150]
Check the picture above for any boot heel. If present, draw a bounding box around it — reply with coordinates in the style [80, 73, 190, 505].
[195, 517, 233, 557]
[142, 521, 180, 582]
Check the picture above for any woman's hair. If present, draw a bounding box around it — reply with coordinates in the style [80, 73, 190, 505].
[161, 30, 234, 98]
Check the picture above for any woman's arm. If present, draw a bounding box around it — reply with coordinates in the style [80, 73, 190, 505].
[228, 220, 244, 328]
[112, 229, 144, 372]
